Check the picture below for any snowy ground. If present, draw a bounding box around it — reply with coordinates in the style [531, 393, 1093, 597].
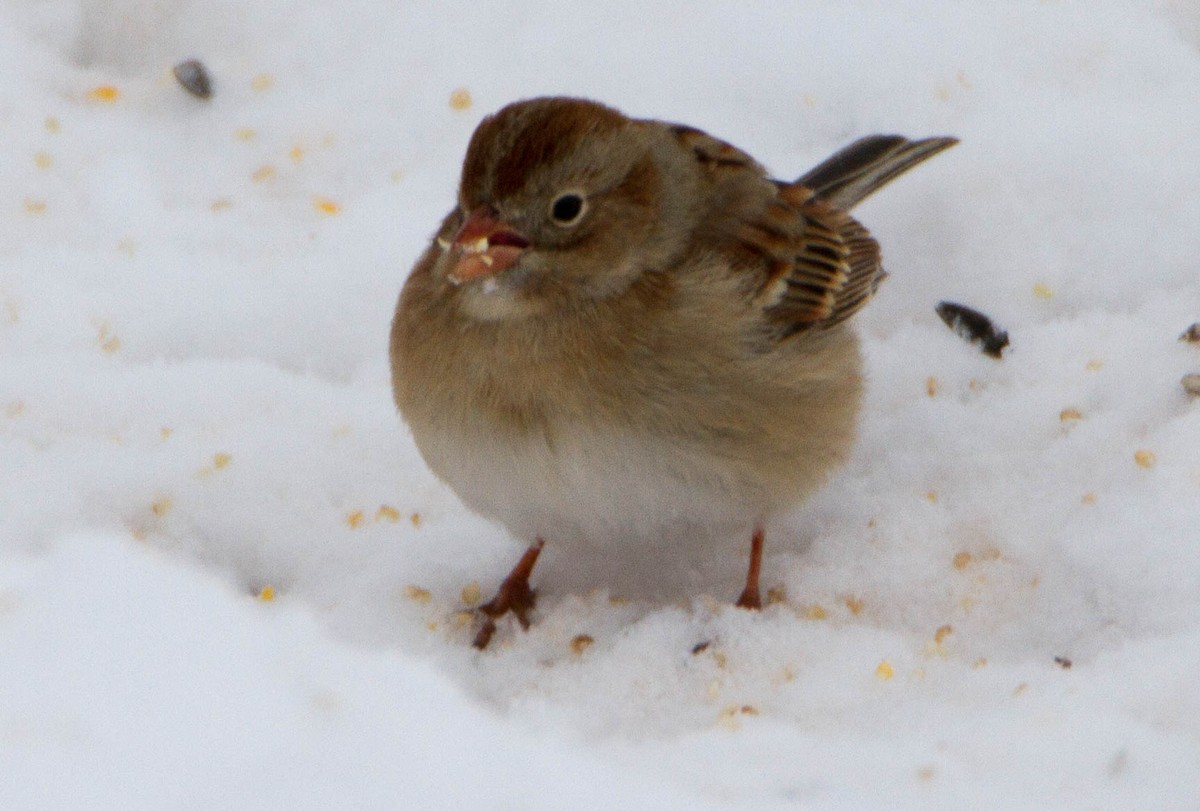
[3, 1, 1200, 807]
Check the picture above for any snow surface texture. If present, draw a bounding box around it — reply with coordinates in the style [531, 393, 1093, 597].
[2, 1, 1199, 807]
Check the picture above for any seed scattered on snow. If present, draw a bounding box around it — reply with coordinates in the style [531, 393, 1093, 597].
[257, 585, 276, 602]
[1032, 283, 1054, 300]
[449, 87, 472, 110]
[1059, 407, 1083, 423]
[934, 625, 953, 644]
[461, 581, 481, 605]
[716, 705, 759, 729]
[953, 551, 973, 570]
[151, 497, 172, 517]
[1182, 373, 1200, 397]
[404, 585, 432, 603]
[251, 74, 275, 93]
[375, 505, 401, 523]
[313, 196, 341, 215]
[173, 59, 213, 99]
[935, 301, 1009, 358]
[96, 322, 120, 353]
[1054, 655, 1072, 669]
[196, 455, 228, 477]
[346, 509, 365, 529]
[570, 634, 594, 655]
[875, 660, 895, 681]
[1134, 449, 1156, 469]
[87, 85, 120, 103]
[1179, 323, 1200, 343]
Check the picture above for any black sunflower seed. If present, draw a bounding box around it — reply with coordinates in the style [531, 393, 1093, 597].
[935, 301, 1009, 359]
[173, 59, 213, 99]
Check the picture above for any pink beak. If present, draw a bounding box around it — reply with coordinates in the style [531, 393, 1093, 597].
[445, 207, 529, 285]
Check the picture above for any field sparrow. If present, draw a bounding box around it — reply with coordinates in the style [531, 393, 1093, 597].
[390, 97, 956, 647]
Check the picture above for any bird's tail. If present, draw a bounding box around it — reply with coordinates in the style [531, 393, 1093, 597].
[798, 134, 958, 211]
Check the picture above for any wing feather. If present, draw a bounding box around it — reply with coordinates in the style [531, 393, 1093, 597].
[737, 187, 883, 338]
[667, 127, 955, 341]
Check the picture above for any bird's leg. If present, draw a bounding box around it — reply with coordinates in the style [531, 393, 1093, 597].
[472, 538, 545, 649]
[735, 526, 765, 610]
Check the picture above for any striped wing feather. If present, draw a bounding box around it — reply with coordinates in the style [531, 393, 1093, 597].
[750, 187, 885, 338]
[668, 127, 955, 340]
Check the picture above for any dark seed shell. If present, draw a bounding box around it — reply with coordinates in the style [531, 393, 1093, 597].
[935, 301, 1009, 359]
[173, 59, 213, 99]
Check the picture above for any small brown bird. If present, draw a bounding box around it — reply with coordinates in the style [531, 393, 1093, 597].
[390, 97, 956, 647]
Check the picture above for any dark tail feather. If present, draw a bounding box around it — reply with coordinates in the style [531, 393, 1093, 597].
[798, 135, 958, 211]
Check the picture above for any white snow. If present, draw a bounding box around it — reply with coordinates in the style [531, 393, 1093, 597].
[2, 0, 1199, 807]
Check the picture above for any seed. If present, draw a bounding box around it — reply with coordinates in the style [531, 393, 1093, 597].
[935, 301, 1009, 358]
[173, 59, 213, 99]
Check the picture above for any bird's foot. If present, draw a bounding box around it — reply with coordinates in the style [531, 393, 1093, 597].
[472, 539, 545, 649]
[735, 584, 762, 610]
[734, 526, 765, 610]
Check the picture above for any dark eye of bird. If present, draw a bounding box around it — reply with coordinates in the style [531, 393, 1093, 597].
[549, 193, 586, 226]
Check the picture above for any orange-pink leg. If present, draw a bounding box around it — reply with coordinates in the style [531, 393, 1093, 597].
[473, 538, 545, 649]
[735, 526, 765, 610]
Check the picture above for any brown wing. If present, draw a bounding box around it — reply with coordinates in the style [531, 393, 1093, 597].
[736, 182, 885, 339]
[668, 124, 767, 175]
[663, 125, 876, 335]
[755, 134, 956, 336]
[666, 127, 954, 339]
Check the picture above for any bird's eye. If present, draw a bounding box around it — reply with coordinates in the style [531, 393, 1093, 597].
[548, 192, 587, 227]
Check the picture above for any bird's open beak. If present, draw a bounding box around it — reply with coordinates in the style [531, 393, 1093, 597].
[443, 207, 529, 285]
